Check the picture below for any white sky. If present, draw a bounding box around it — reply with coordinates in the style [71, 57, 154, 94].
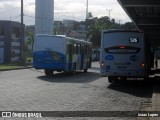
[0, 0, 131, 25]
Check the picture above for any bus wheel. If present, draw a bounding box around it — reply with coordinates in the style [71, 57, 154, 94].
[108, 76, 117, 83]
[72, 69, 76, 75]
[120, 77, 127, 82]
[71, 64, 76, 75]
[44, 69, 53, 76]
[84, 69, 88, 73]
[108, 76, 114, 83]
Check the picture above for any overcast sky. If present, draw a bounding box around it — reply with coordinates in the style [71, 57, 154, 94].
[0, 0, 131, 25]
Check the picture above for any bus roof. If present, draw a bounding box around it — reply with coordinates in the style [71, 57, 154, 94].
[102, 29, 144, 34]
[36, 34, 92, 45]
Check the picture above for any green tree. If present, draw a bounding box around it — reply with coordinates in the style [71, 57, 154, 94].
[24, 42, 30, 57]
[122, 22, 137, 29]
[88, 12, 93, 18]
[98, 16, 110, 24]
[86, 16, 123, 48]
[26, 32, 35, 52]
[87, 23, 109, 48]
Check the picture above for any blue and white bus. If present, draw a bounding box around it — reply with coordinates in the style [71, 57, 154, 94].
[100, 29, 153, 83]
[33, 35, 92, 76]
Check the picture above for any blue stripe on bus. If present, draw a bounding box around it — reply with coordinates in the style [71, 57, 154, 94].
[33, 51, 66, 70]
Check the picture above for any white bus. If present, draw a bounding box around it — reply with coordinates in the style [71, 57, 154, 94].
[100, 29, 154, 83]
[33, 35, 92, 76]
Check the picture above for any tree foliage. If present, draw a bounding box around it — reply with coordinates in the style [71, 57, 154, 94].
[26, 32, 35, 51]
[86, 13, 136, 49]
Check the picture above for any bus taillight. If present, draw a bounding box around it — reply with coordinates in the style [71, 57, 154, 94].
[100, 61, 105, 68]
[120, 46, 126, 49]
[141, 63, 145, 67]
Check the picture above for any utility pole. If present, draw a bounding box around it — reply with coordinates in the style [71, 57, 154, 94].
[118, 19, 122, 25]
[85, 0, 88, 41]
[21, 0, 24, 59]
[73, 14, 75, 21]
[86, 0, 88, 20]
[106, 9, 112, 21]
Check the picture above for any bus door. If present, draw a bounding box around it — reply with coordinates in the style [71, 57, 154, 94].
[68, 43, 73, 71]
[80, 45, 85, 69]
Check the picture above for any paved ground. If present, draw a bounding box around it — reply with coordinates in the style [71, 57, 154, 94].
[0, 62, 155, 120]
[150, 61, 160, 120]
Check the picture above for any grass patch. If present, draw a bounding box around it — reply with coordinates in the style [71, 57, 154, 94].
[0, 57, 33, 70]
[0, 64, 23, 70]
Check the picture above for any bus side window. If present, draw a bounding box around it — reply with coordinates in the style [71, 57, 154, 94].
[73, 43, 76, 54]
[67, 43, 73, 54]
[81, 45, 85, 54]
[76, 44, 78, 54]
[85, 45, 87, 54]
[86, 45, 88, 54]
[78, 44, 80, 54]
[87, 45, 91, 54]
[67, 43, 69, 54]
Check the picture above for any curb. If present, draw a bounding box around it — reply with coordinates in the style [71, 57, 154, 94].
[0, 67, 33, 71]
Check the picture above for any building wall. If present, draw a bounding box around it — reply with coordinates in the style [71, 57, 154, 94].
[0, 21, 24, 64]
[63, 19, 75, 28]
[0, 36, 4, 63]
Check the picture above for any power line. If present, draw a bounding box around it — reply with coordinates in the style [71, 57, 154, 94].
[11, 15, 21, 20]
[0, 14, 20, 20]
[24, 13, 84, 21]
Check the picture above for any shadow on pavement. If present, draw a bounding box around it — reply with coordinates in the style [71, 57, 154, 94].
[107, 77, 156, 98]
[153, 76, 160, 93]
[90, 67, 100, 71]
[37, 72, 101, 83]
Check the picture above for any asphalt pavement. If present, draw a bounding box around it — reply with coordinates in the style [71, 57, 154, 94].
[0, 60, 160, 120]
[150, 60, 160, 120]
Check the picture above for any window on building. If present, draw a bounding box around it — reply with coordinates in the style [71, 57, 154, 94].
[12, 27, 20, 38]
[0, 27, 4, 36]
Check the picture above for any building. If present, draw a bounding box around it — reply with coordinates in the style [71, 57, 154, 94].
[69, 24, 86, 40]
[0, 21, 24, 64]
[53, 21, 65, 35]
[63, 19, 75, 28]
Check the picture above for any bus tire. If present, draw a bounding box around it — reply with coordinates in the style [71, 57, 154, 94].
[84, 69, 88, 73]
[108, 76, 118, 83]
[72, 69, 76, 75]
[71, 64, 76, 75]
[108, 76, 114, 83]
[45, 69, 53, 76]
